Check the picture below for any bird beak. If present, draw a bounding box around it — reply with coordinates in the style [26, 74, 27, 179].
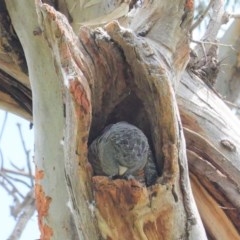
[119, 165, 128, 175]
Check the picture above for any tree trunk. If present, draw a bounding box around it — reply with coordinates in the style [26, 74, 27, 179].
[1, 0, 240, 239]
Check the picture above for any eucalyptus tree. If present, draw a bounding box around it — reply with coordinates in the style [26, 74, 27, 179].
[0, 0, 240, 239]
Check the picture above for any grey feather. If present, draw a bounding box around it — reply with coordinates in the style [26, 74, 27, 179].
[88, 122, 158, 186]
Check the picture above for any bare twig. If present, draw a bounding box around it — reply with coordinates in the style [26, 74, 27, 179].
[16, 123, 33, 187]
[0, 111, 8, 143]
[0, 149, 3, 169]
[0, 112, 7, 177]
[201, 0, 224, 40]
[0, 172, 25, 199]
[190, 0, 214, 32]
[223, 100, 240, 110]
[8, 190, 35, 240]
[191, 39, 236, 51]
[0, 178, 20, 202]
[10, 161, 24, 171]
[227, 12, 240, 18]
[1, 167, 33, 178]
[4, 173, 32, 189]
[0, 114, 36, 238]
[194, 0, 225, 59]
[10, 190, 34, 218]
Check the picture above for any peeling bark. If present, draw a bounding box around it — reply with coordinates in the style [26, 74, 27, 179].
[33, 1, 205, 239]
[0, 0, 240, 239]
[177, 71, 240, 237]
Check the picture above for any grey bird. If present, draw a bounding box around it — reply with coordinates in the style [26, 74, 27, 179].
[88, 122, 158, 186]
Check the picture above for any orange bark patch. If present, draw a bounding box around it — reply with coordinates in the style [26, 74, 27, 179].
[43, 3, 57, 21]
[143, 220, 160, 239]
[41, 224, 53, 240]
[93, 177, 145, 211]
[60, 43, 71, 66]
[185, 0, 194, 11]
[69, 80, 90, 115]
[93, 177, 149, 239]
[180, 109, 203, 134]
[143, 207, 173, 240]
[35, 169, 44, 180]
[35, 184, 53, 240]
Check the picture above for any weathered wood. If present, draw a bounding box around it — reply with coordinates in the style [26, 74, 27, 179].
[177, 71, 240, 238]
[6, 1, 80, 239]
[86, 20, 203, 239]
[0, 1, 31, 119]
[1, 0, 240, 239]
[32, 1, 206, 239]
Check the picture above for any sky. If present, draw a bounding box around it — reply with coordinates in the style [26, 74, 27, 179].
[0, 110, 39, 240]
